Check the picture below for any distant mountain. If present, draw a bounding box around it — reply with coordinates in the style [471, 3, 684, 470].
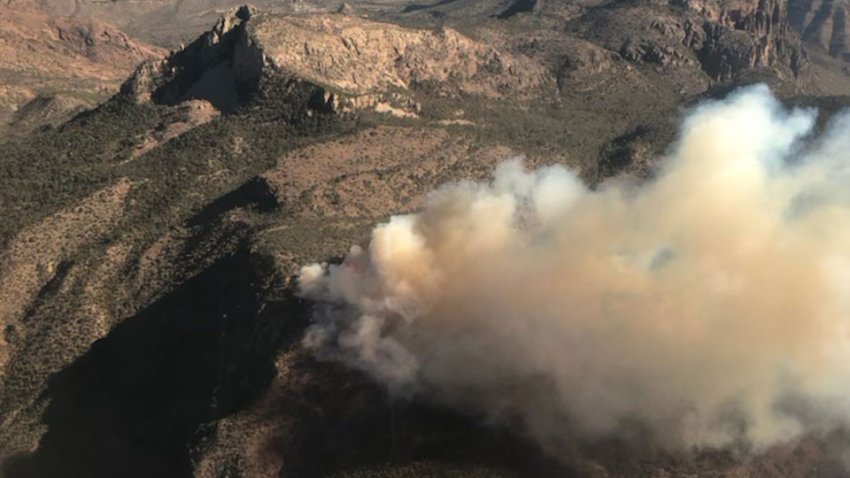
[0, 5, 164, 136]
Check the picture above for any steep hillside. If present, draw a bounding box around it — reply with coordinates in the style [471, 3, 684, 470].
[1, 3, 850, 478]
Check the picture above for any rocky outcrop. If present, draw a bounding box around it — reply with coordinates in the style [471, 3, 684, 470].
[571, 0, 806, 85]
[123, 6, 550, 117]
[251, 13, 546, 99]
[121, 5, 264, 112]
[4, 3, 850, 478]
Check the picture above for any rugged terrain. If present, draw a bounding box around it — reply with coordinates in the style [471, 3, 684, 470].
[0, 4, 165, 136]
[4, 0, 849, 134]
[2, 1, 850, 477]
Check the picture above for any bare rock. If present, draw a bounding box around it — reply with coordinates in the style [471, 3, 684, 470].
[0, 5, 165, 134]
[120, 5, 265, 112]
[681, 0, 808, 80]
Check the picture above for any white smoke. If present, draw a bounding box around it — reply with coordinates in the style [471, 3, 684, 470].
[297, 85, 850, 452]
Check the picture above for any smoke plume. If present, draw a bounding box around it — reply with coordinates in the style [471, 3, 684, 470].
[297, 85, 850, 451]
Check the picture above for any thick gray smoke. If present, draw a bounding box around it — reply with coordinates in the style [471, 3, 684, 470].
[297, 85, 850, 451]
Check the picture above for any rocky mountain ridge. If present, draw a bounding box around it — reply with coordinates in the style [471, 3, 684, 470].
[0, 0, 840, 135]
[121, 0, 819, 122]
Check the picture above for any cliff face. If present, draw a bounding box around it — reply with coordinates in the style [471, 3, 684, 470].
[123, 0, 812, 121]
[788, 0, 850, 60]
[684, 0, 808, 80]
[123, 6, 550, 117]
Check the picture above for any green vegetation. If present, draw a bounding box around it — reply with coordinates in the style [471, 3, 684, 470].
[0, 99, 160, 244]
[0, 82, 358, 249]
